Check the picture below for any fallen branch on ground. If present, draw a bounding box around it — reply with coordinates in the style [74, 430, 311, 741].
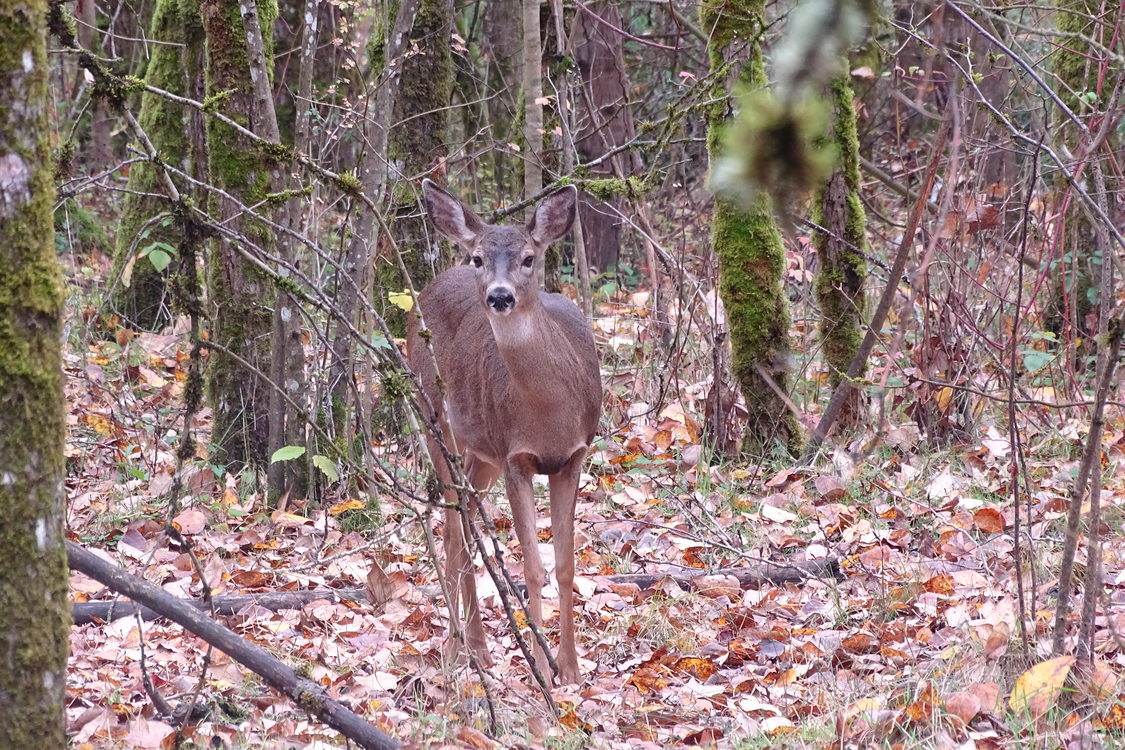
[72, 558, 842, 624]
[67, 542, 402, 750]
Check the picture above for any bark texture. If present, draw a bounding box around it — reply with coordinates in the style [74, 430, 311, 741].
[0, 0, 71, 742]
[381, 0, 455, 335]
[202, 0, 280, 469]
[702, 0, 802, 457]
[110, 0, 204, 330]
[813, 72, 867, 429]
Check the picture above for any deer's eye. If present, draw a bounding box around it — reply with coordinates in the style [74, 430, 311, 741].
[470, 255, 483, 268]
[521, 255, 535, 269]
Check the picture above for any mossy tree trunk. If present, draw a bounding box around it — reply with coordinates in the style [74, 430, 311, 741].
[382, 0, 454, 333]
[483, 0, 522, 203]
[702, 0, 802, 457]
[813, 72, 867, 430]
[326, 0, 417, 425]
[110, 0, 204, 331]
[0, 0, 71, 743]
[201, 0, 281, 470]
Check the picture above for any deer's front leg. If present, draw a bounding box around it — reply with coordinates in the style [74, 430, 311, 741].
[548, 449, 585, 684]
[505, 454, 550, 680]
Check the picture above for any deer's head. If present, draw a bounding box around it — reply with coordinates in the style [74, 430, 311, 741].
[422, 180, 577, 316]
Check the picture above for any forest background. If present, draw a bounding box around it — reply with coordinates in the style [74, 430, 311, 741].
[0, 0, 1122, 746]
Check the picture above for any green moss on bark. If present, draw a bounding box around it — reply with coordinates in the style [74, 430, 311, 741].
[702, 0, 802, 458]
[110, 0, 204, 330]
[384, 0, 454, 335]
[0, 0, 71, 744]
[202, 0, 280, 469]
[812, 71, 867, 426]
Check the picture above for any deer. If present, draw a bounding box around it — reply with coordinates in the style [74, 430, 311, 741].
[405, 180, 601, 685]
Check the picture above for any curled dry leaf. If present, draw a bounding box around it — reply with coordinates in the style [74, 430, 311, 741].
[983, 620, 1010, 660]
[366, 562, 409, 611]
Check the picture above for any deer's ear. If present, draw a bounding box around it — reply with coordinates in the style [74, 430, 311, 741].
[422, 179, 486, 245]
[527, 185, 577, 245]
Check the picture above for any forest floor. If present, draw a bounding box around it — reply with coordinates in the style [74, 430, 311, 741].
[63, 250, 1125, 749]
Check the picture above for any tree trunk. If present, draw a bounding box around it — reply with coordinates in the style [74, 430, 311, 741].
[0, 0, 71, 742]
[813, 72, 867, 430]
[201, 0, 281, 470]
[267, 0, 320, 501]
[484, 0, 523, 204]
[76, 0, 113, 171]
[110, 0, 205, 331]
[381, 0, 455, 335]
[572, 0, 638, 274]
[325, 0, 417, 428]
[702, 0, 802, 457]
[522, 0, 548, 283]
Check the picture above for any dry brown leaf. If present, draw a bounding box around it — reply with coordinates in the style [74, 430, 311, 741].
[983, 620, 1010, 660]
[967, 681, 1002, 714]
[943, 689, 982, 726]
[1095, 695, 1125, 730]
[626, 666, 670, 694]
[171, 509, 207, 535]
[689, 574, 741, 599]
[903, 684, 939, 723]
[674, 656, 718, 681]
[455, 725, 500, 749]
[365, 562, 408, 611]
[923, 573, 955, 595]
[1079, 659, 1118, 700]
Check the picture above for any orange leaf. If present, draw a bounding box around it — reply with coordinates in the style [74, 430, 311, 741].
[455, 725, 499, 749]
[1096, 696, 1125, 730]
[973, 507, 1006, 533]
[674, 657, 718, 681]
[625, 666, 669, 694]
[328, 498, 365, 515]
[923, 573, 955, 595]
[903, 684, 939, 723]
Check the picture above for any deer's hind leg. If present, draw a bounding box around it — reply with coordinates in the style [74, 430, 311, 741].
[451, 454, 500, 667]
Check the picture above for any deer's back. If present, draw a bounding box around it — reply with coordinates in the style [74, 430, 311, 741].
[407, 266, 600, 472]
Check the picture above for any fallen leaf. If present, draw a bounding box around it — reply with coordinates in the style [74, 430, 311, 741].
[1009, 655, 1075, 718]
[943, 689, 981, 726]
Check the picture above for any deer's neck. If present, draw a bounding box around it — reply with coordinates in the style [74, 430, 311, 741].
[488, 302, 569, 388]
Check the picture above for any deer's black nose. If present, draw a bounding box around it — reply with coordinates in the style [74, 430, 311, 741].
[487, 287, 515, 312]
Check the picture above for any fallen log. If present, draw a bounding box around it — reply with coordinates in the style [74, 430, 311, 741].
[72, 558, 842, 624]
